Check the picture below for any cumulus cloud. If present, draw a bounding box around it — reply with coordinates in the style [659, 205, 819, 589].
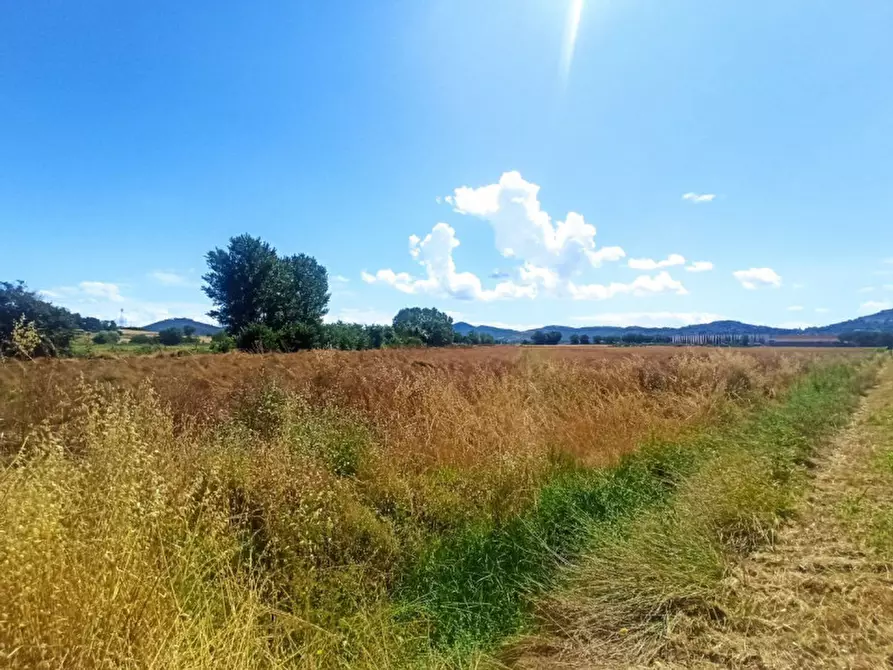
[571, 311, 723, 327]
[859, 300, 892, 314]
[365, 172, 695, 304]
[567, 271, 688, 301]
[332, 275, 350, 284]
[733, 267, 782, 290]
[682, 192, 716, 203]
[787, 305, 804, 312]
[627, 254, 686, 270]
[446, 171, 624, 277]
[685, 261, 714, 273]
[362, 223, 536, 301]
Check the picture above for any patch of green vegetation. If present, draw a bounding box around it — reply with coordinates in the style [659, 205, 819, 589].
[69, 331, 212, 357]
[395, 361, 877, 662]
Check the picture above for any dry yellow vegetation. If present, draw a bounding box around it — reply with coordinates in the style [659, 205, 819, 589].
[0, 346, 872, 668]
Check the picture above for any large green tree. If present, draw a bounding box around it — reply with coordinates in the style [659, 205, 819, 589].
[272, 253, 330, 329]
[392, 307, 454, 347]
[202, 235, 330, 335]
[203, 235, 282, 332]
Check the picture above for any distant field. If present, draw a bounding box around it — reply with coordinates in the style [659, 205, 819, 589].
[67, 329, 212, 358]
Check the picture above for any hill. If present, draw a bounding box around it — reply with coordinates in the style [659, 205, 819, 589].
[454, 308, 893, 343]
[808, 308, 893, 335]
[142, 318, 222, 336]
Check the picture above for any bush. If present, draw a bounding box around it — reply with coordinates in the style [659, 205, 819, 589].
[128, 334, 154, 345]
[91, 330, 121, 345]
[280, 322, 324, 351]
[236, 323, 281, 353]
[157, 328, 184, 346]
[209, 330, 235, 353]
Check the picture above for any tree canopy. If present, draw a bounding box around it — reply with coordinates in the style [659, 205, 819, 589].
[392, 307, 454, 347]
[530, 330, 562, 345]
[202, 234, 330, 335]
[1, 281, 80, 356]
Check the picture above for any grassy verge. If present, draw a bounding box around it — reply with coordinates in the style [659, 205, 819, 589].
[515, 360, 879, 665]
[399, 360, 878, 665]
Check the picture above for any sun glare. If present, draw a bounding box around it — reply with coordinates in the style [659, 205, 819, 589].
[560, 0, 585, 83]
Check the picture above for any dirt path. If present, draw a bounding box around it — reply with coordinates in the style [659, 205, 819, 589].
[515, 362, 893, 669]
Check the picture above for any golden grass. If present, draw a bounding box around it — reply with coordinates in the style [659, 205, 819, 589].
[0, 346, 865, 668]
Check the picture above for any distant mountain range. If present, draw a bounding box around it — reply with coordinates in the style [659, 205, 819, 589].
[135, 308, 893, 343]
[453, 308, 893, 343]
[141, 318, 222, 336]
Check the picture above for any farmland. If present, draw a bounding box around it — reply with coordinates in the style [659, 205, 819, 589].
[0, 346, 885, 668]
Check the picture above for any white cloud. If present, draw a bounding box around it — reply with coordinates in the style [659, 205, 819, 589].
[518, 263, 561, 290]
[40, 280, 212, 326]
[733, 267, 782, 290]
[447, 171, 624, 278]
[815, 307, 831, 314]
[45, 281, 125, 303]
[685, 261, 714, 273]
[324, 308, 392, 325]
[79, 281, 125, 302]
[571, 311, 723, 327]
[474, 320, 543, 331]
[859, 300, 892, 314]
[858, 286, 875, 293]
[682, 192, 716, 204]
[627, 254, 686, 270]
[149, 270, 194, 287]
[787, 305, 804, 312]
[332, 275, 350, 284]
[567, 271, 688, 301]
[363, 223, 536, 301]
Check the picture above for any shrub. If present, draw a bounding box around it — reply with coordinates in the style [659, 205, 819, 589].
[236, 323, 281, 352]
[157, 328, 184, 346]
[91, 330, 121, 345]
[209, 330, 235, 353]
[279, 322, 323, 351]
[128, 333, 154, 345]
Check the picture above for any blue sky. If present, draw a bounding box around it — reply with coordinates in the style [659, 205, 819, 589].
[2, 0, 892, 329]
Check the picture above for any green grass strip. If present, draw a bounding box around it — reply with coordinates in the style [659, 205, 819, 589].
[396, 360, 876, 660]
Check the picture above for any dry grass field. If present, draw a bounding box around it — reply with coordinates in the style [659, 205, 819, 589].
[0, 346, 879, 668]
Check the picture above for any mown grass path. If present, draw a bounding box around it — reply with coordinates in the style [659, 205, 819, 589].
[516, 360, 893, 669]
[665, 361, 893, 669]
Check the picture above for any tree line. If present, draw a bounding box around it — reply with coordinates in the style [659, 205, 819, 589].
[0, 281, 119, 357]
[0, 234, 479, 357]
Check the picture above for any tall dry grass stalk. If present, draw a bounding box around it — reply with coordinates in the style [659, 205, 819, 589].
[0, 347, 853, 667]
